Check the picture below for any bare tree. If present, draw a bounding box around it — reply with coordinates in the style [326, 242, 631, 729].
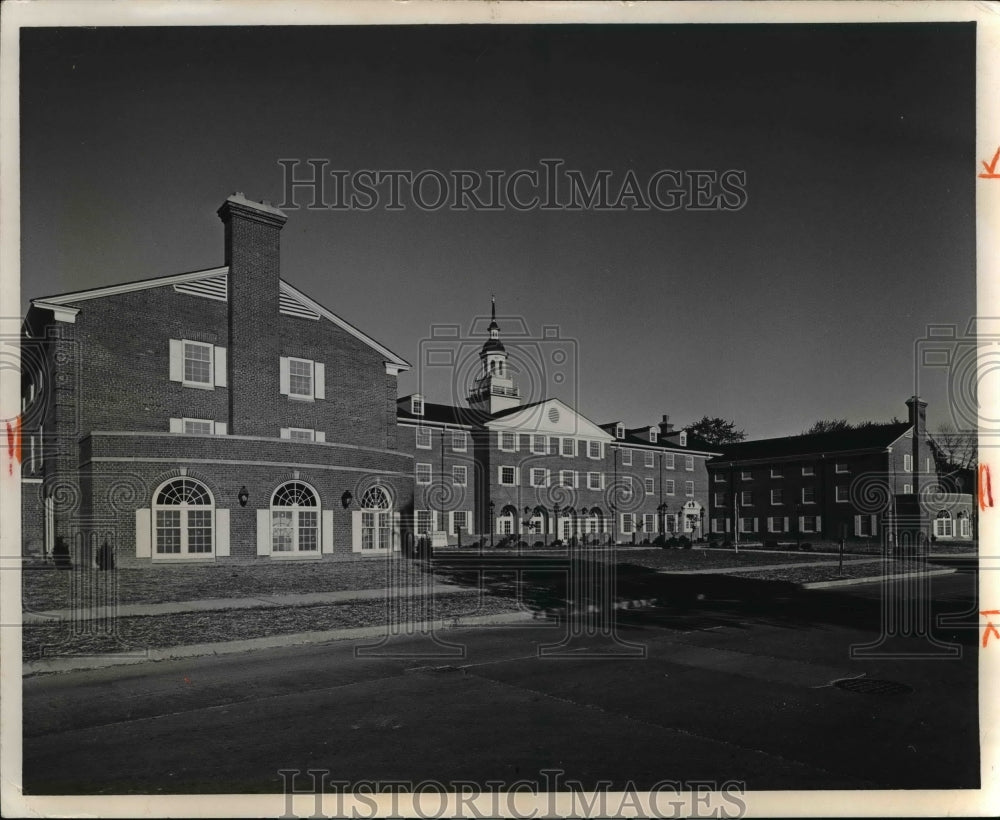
[930, 423, 978, 471]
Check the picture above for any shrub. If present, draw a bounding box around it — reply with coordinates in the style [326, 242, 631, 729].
[800, 542, 813, 552]
[678, 535, 691, 549]
[532, 540, 545, 549]
[52, 537, 71, 569]
[96, 539, 115, 571]
[764, 539, 779, 549]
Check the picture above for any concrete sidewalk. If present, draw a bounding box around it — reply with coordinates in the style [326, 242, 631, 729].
[660, 557, 884, 575]
[23, 582, 468, 624]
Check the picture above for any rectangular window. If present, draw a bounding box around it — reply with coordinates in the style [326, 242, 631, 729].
[685, 455, 694, 471]
[621, 513, 635, 534]
[415, 463, 432, 485]
[714, 473, 725, 483]
[685, 481, 694, 497]
[559, 470, 576, 488]
[288, 427, 315, 442]
[771, 488, 783, 505]
[664, 453, 675, 470]
[287, 357, 314, 398]
[500, 466, 516, 486]
[530, 468, 548, 488]
[183, 418, 213, 435]
[548, 436, 560, 455]
[904, 453, 912, 472]
[665, 479, 675, 495]
[712, 518, 725, 534]
[645, 478, 655, 495]
[643, 513, 656, 532]
[858, 516, 874, 537]
[741, 470, 752, 480]
[416, 510, 432, 534]
[802, 465, 815, 476]
[768, 516, 786, 533]
[588, 472, 603, 490]
[740, 490, 753, 506]
[903, 483, 913, 494]
[801, 515, 818, 533]
[771, 468, 782, 478]
[714, 492, 725, 507]
[532, 434, 547, 454]
[453, 511, 468, 534]
[622, 449, 632, 466]
[960, 517, 971, 537]
[835, 463, 849, 474]
[411, 396, 424, 416]
[588, 441, 602, 459]
[500, 432, 516, 452]
[561, 438, 575, 457]
[926, 457, 932, 473]
[615, 423, 625, 439]
[453, 465, 467, 486]
[836, 485, 849, 503]
[451, 431, 467, 452]
[801, 486, 815, 504]
[740, 517, 755, 533]
[183, 341, 213, 386]
[644, 451, 655, 468]
[416, 427, 432, 449]
[623, 476, 634, 498]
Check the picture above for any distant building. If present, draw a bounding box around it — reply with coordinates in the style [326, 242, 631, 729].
[397, 301, 720, 546]
[706, 398, 975, 546]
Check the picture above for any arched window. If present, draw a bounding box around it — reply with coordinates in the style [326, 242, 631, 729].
[153, 478, 214, 557]
[933, 509, 953, 538]
[498, 504, 517, 536]
[359, 486, 392, 551]
[271, 481, 320, 553]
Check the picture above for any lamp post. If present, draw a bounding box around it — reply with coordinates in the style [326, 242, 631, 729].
[657, 503, 668, 544]
[489, 499, 495, 548]
[553, 502, 561, 547]
[580, 507, 589, 548]
[699, 507, 705, 544]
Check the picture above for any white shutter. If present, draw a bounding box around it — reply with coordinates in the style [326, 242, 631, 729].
[214, 421, 227, 435]
[783, 517, 789, 533]
[870, 514, 878, 535]
[854, 515, 862, 536]
[322, 510, 334, 554]
[316, 431, 326, 443]
[279, 428, 291, 439]
[351, 510, 363, 552]
[169, 339, 183, 382]
[136, 509, 151, 558]
[214, 346, 227, 387]
[392, 511, 401, 551]
[279, 356, 290, 395]
[752, 517, 758, 533]
[169, 418, 183, 433]
[314, 362, 325, 400]
[215, 509, 230, 557]
[725, 518, 731, 533]
[816, 516, 822, 532]
[798, 516, 805, 533]
[256, 509, 271, 556]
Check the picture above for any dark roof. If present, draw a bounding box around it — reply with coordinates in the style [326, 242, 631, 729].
[481, 338, 505, 353]
[397, 400, 491, 427]
[709, 422, 912, 464]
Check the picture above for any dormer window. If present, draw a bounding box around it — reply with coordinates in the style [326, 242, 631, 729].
[649, 428, 657, 443]
[615, 423, 625, 439]
[411, 395, 424, 416]
[679, 432, 687, 447]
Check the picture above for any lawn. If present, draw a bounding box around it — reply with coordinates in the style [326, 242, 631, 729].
[736, 558, 943, 585]
[22, 558, 438, 612]
[594, 547, 851, 572]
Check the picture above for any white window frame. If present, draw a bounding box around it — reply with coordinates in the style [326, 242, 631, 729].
[615, 423, 625, 439]
[559, 470, 576, 488]
[285, 356, 317, 400]
[452, 510, 469, 535]
[643, 451, 655, 468]
[679, 432, 687, 446]
[643, 513, 657, 532]
[801, 515, 819, 533]
[903, 453, 912, 472]
[665, 479, 675, 496]
[768, 516, 786, 534]
[801, 486, 815, 504]
[532, 434, 547, 455]
[287, 427, 316, 442]
[416, 427, 432, 449]
[452, 465, 467, 487]
[740, 470, 752, 481]
[415, 463, 432, 485]
[499, 432, 517, 452]
[561, 438, 575, 457]
[411, 396, 424, 416]
[152, 478, 215, 559]
[530, 468, 549, 488]
[771, 488, 783, 505]
[740, 490, 752, 506]
[588, 441, 602, 459]
[714, 473, 725, 483]
[182, 418, 214, 436]
[649, 429, 657, 443]
[644, 478, 655, 495]
[960, 516, 971, 537]
[587, 472, 603, 490]
[622, 449, 633, 466]
[714, 491, 725, 507]
[770, 468, 782, 479]
[836, 485, 850, 503]
[415, 509, 433, 535]
[499, 466, 517, 486]
[621, 513, 635, 534]
[664, 453, 675, 470]
[451, 431, 467, 452]
[903, 483, 913, 494]
[835, 463, 849, 474]
[739, 517, 756, 533]
[802, 465, 815, 476]
[685, 481, 694, 497]
[270, 481, 321, 556]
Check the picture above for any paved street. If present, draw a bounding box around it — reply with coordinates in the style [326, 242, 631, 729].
[22, 568, 979, 795]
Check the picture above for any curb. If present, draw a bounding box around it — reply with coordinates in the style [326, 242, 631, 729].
[800, 567, 957, 589]
[659, 558, 881, 575]
[22, 610, 547, 677]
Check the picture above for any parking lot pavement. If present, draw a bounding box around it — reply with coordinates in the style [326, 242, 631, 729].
[21, 571, 979, 795]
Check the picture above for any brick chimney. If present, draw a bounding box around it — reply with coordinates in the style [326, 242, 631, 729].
[218, 193, 287, 436]
[658, 413, 675, 437]
[906, 395, 927, 495]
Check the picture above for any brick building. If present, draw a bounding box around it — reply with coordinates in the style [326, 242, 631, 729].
[706, 397, 975, 546]
[396, 301, 720, 546]
[21, 193, 413, 565]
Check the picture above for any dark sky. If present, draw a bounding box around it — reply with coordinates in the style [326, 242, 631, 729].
[19, 24, 975, 439]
